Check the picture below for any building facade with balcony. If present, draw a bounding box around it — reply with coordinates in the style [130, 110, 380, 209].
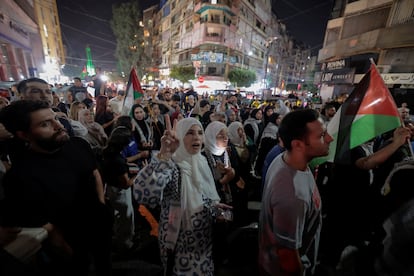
[143, 0, 316, 91]
[0, 0, 41, 81]
[142, 5, 161, 84]
[318, 0, 414, 101]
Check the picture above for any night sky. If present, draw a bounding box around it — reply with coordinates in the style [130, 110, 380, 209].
[58, 0, 333, 70]
[272, 0, 334, 50]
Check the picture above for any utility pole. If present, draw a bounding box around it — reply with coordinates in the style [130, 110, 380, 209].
[224, 44, 231, 81]
[263, 37, 278, 88]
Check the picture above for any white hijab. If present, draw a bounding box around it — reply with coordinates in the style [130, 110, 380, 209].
[204, 121, 227, 156]
[172, 118, 220, 223]
[228, 121, 244, 146]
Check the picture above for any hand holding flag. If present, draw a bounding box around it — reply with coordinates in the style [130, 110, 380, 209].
[122, 67, 144, 115]
[312, 62, 402, 166]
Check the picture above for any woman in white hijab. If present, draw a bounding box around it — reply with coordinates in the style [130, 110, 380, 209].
[203, 121, 236, 205]
[133, 117, 229, 276]
[78, 109, 108, 156]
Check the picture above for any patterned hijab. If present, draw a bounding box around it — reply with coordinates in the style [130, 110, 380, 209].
[172, 118, 220, 223]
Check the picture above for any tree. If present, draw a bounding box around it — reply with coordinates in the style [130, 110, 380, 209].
[170, 66, 195, 84]
[110, 2, 149, 78]
[228, 68, 256, 88]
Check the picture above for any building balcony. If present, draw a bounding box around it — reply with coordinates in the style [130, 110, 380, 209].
[194, 1, 236, 16]
[318, 21, 414, 62]
[344, 0, 392, 16]
[203, 33, 223, 43]
[200, 17, 223, 25]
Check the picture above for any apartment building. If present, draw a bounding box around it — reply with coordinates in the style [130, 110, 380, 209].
[318, 0, 414, 100]
[0, 0, 65, 83]
[33, 0, 65, 83]
[0, 0, 41, 81]
[143, 0, 315, 90]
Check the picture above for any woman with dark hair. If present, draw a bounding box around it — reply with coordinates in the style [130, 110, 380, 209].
[243, 108, 264, 146]
[130, 104, 153, 152]
[114, 115, 150, 169]
[170, 111, 184, 125]
[191, 99, 211, 121]
[254, 112, 282, 177]
[201, 110, 214, 129]
[95, 95, 118, 136]
[147, 102, 165, 152]
[101, 126, 136, 252]
[263, 105, 274, 126]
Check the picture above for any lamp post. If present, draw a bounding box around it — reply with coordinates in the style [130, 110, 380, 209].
[263, 37, 278, 88]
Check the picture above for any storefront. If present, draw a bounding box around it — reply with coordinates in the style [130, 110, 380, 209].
[0, 1, 39, 81]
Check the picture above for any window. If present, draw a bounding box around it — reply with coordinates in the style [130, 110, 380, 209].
[256, 19, 261, 29]
[171, 14, 178, 24]
[1, 44, 12, 79]
[208, 67, 217, 74]
[43, 24, 48, 37]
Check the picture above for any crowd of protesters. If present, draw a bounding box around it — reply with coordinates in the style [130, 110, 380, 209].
[0, 75, 413, 276]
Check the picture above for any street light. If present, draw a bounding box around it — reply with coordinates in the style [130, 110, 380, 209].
[263, 37, 278, 88]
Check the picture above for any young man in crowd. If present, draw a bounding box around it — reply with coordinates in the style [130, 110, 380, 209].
[0, 100, 112, 275]
[259, 109, 333, 276]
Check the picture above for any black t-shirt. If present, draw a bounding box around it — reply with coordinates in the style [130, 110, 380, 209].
[101, 153, 128, 188]
[69, 85, 87, 102]
[93, 77, 103, 97]
[95, 112, 114, 136]
[0, 138, 100, 230]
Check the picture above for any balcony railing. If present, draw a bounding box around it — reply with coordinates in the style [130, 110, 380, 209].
[200, 18, 221, 24]
[204, 33, 223, 42]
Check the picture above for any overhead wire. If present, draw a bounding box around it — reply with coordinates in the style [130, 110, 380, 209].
[61, 6, 111, 24]
[65, 56, 116, 64]
[60, 23, 117, 46]
[277, 1, 331, 22]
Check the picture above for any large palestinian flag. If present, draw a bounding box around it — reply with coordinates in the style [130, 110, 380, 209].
[122, 67, 144, 115]
[314, 63, 401, 165]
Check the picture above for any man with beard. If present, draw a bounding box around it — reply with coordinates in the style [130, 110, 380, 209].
[259, 109, 333, 276]
[0, 100, 112, 275]
[17, 77, 76, 137]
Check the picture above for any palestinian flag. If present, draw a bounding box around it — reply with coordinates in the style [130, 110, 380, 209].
[122, 67, 144, 115]
[313, 63, 401, 165]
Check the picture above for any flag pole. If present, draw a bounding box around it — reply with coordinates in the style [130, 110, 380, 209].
[370, 58, 414, 159]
